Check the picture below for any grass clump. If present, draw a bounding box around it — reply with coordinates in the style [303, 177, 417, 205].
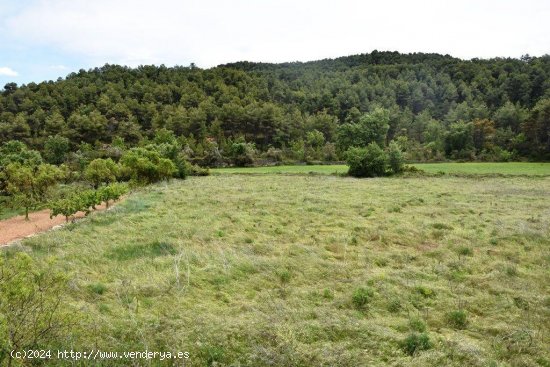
[352, 287, 374, 310]
[88, 283, 108, 295]
[401, 332, 433, 356]
[446, 309, 468, 329]
[409, 317, 427, 332]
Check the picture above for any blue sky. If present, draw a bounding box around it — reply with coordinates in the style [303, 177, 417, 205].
[1, 0, 549, 87]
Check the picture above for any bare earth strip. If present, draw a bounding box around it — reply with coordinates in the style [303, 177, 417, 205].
[0, 203, 112, 246]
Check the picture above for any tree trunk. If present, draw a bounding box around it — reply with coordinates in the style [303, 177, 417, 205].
[25, 206, 29, 221]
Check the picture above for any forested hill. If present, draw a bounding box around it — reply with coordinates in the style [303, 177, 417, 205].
[1, 51, 549, 164]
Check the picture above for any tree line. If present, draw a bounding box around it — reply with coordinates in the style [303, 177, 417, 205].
[0, 50, 549, 168]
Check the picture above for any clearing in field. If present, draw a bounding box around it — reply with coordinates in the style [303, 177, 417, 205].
[8, 173, 549, 366]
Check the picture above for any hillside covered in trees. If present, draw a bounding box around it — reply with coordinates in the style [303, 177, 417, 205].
[1, 51, 549, 165]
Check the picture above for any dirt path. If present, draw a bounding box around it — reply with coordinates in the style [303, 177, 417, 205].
[0, 202, 113, 246]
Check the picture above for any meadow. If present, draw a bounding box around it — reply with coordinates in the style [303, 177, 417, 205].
[4, 172, 549, 366]
[212, 162, 550, 176]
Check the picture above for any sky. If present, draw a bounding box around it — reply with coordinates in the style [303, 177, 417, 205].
[0, 0, 548, 86]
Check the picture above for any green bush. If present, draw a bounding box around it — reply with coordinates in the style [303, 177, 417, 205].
[446, 309, 468, 329]
[409, 318, 427, 332]
[387, 299, 402, 313]
[388, 140, 405, 173]
[120, 148, 176, 184]
[352, 287, 374, 309]
[228, 140, 256, 167]
[97, 183, 128, 208]
[401, 332, 432, 356]
[49, 196, 82, 222]
[346, 143, 388, 178]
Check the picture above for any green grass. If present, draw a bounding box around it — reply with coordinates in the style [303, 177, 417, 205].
[6, 174, 549, 366]
[413, 162, 550, 175]
[212, 164, 348, 174]
[212, 162, 550, 176]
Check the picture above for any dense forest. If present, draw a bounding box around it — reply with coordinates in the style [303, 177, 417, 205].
[1, 50, 550, 167]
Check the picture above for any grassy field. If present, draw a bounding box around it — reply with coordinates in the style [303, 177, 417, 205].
[4, 174, 550, 366]
[212, 162, 550, 176]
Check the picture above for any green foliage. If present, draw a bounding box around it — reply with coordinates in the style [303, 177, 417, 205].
[346, 143, 388, 177]
[228, 140, 256, 167]
[337, 108, 390, 152]
[0, 253, 73, 362]
[43, 135, 70, 165]
[401, 332, 433, 356]
[409, 317, 427, 332]
[49, 195, 83, 222]
[0, 52, 548, 164]
[4, 163, 63, 219]
[446, 309, 468, 329]
[120, 148, 176, 184]
[352, 287, 373, 309]
[387, 140, 405, 173]
[84, 158, 119, 188]
[97, 183, 128, 208]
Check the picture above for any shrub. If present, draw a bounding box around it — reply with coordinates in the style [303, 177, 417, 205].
[401, 332, 432, 356]
[49, 195, 83, 222]
[352, 287, 374, 309]
[84, 158, 118, 189]
[228, 140, 256, 167]
[446, 309, 468, 329]
[346, 143, 388, 178]
[388, 299, 402, 313]
[79, 189, 102, 214]
[120, 148, 176, 184]
[185, 161, 210, 176]
[387, 140, 405, 173]
[97, 183, 127, 208]
[409, 318, 427, 332]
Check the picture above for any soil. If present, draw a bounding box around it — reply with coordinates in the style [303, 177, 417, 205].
[0, 202, 112, 246]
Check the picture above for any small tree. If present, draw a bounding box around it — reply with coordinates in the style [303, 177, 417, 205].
[97, 183, 127, 208]
[387, 141, 405, 174]
[49, 196, 83, 223]
[84, 158, 118, 189]
[346, 143, 388, 178]
[43, 135, 70, 165]
[4, 163, 63, 220]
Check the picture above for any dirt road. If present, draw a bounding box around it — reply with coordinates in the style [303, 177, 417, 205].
[0, 203, 110, 246]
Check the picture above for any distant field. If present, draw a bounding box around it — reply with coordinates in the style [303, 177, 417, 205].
[212, 164, 348, 174]
[212, 162, 550, 176]
[414, 162, 550, 175]
[7, 174, 550, 366]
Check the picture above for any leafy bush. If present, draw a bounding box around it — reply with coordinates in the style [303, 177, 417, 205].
[401, 332, 433, 355]
[352, 287, 374, 309]
[84, 158, 119, 188]
[387, 140, 405, 173]
[346, 143, 388, 178]
[120, 148, 176, 184]
[228, 140, 256, 167]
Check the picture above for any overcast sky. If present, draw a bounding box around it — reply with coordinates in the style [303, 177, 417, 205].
[0, 0, 548, 85]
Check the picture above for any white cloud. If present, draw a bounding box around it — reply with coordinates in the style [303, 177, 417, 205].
[5, 0, 550, 68]
[0, 67, 18, 77]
